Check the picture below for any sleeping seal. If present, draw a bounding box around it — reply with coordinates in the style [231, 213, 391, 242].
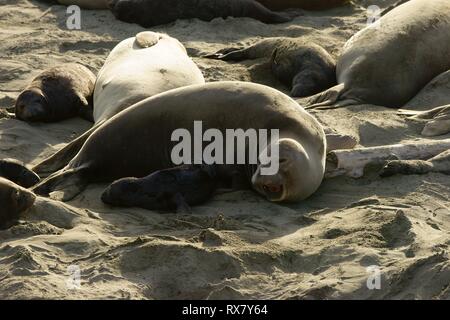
[108, 0, 294, 28]
[33, 31, 205, 175]
[0, 178, 36, 229]
[206, 37, 336, 97]
[102, 165, 218, 212]
[307, 0, 450, 109]
[15, 63, 95, 122]
[33, 81, 326, 204]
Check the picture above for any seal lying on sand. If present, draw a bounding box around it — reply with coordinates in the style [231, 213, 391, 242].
[306, 0, 450, 109]
[102, 165, 218, 212]
[255, 0, 350, 11]
[33, 81, 326, 203]
[108, 0, 294, 28]
[15, 63, 95, 122]
[0, 178, 36, 229]
[0, 159, 40, 188]
[380, 150, 450, 177]
[33, 31, 205, 175]
[206, 38, 336, 97]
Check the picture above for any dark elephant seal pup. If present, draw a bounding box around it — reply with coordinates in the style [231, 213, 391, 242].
[207, 38, 336, 97]
[380, 150, 450, 177]
[102, 165, 218, 212]
[307, 0, 450, 109]
[0, 178, 36, 229]
[0, 159, 40, 188]
[108, 0, 294, 28]
[33, 31, 205, 175]
[15, 63, 95, 122]
[33, 81, 326, 203]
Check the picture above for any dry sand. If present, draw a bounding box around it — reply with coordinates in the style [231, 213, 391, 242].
[0, 0, 449, 299]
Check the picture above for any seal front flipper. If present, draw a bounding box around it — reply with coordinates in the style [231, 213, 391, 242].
[32, 166, 89, 202]
[172, 193, 192, 214]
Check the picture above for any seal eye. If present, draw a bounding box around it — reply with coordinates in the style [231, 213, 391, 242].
[11, 189, 20, 203]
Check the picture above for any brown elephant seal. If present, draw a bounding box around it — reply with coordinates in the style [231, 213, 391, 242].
[307, 0, 450, 109]
[15, 63, 95, 122]
[206, 38, 336, 97]
[108, 0, 294, 28]
[33, 81, 326, 203]
[255, 0, 350, 11]
[33, 31, 205, 175]
[380, 150, 450, 177]
[0, 178, 36, 229]
[0, 159, 41, 188]
[102, 165, 218, 212]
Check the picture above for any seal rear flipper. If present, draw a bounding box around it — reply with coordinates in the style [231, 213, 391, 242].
[32, 123, 102, 176]
[304, 84, 359, 110]
[32, 166, 89, 202]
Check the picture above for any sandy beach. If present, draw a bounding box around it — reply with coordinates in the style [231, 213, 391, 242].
[0, 0, 449, 299]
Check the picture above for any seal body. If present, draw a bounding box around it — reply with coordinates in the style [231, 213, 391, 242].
[15, 63, 95, 122]
[94, 31, 205, 123]
[255, 0, 349, 11]
[0, 178, 36, 229]
[33, 82, 326, 203]
[108, 0, 293, 28]
[102, 165, 218, 212]
[308, 0, 450, 109]
[0, 159, 40, 188]
[207, 38, 336, 97]
[33, 32, 205, 175]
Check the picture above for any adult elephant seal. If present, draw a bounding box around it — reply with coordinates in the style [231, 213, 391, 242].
[255, 0, 349, 11]
[15, 63, 95, 122]
[33, 31, 205, 175]
[108, 0, 294, 28]
[0, 178, 36, 229]
[33, 81, 326, 203]
[307, 0, 450, 110]
[206, 38, 336, 97]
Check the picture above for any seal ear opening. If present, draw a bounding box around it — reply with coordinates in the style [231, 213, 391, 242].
[32, 166, 89, 202]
